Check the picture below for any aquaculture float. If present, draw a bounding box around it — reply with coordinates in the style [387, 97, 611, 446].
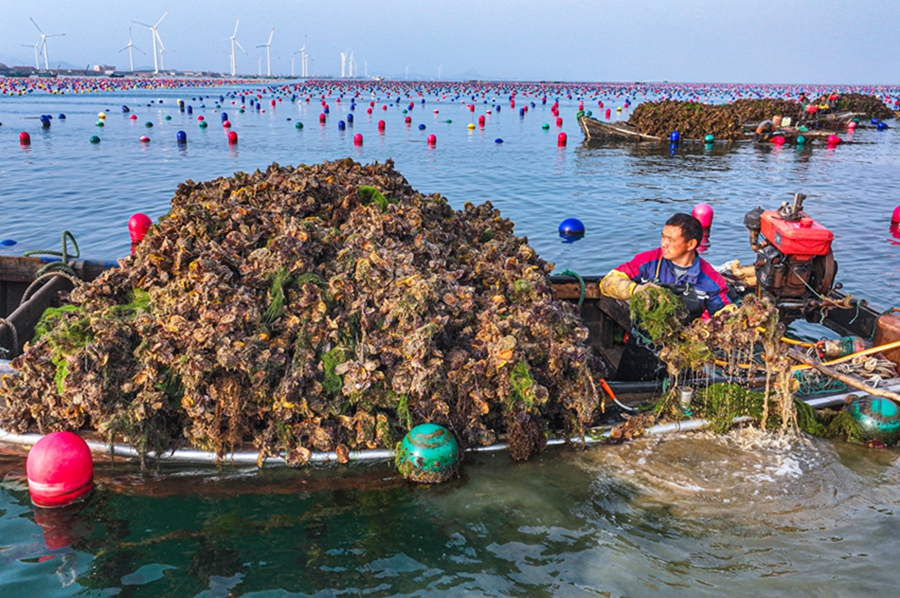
[1, 167, 899, 482]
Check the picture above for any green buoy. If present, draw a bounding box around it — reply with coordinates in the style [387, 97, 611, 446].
[145, 121, 153, 128]
[164, 115, 171, 120]
[796, 136, 806, 145]
[95, 120, 104, 127]
[542, 123, 550, 130]
[89, 135, 100, 144]
[199, 121, 208, 129]
[847, 396, 900, 443]
[704, 134, 714, 142]
[396, 424, 459, 483]
[295, 121, 303, 129]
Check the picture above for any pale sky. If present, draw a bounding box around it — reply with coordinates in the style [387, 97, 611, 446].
[1, 0, 898, 84]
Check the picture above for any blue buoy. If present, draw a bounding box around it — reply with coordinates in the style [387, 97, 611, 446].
[670, 131, 680, 142]
[877, 122, 888, 131]
[558, 218, 585, 236]
[176, 130, 187, 143]
[871, 118, 880, 125]
[0, 239, 18, 247]
[347, 113, 353, 123]
[338, 120, 346, 130]
[187, 106, 193, 114]
[847, 395, 900, 443]
[395, 424, 460, 483]
[495, 138, 503, 143]
[221, 112, 228, 122]
[58, 114, 66, 119]
[418, 124, 426, 130]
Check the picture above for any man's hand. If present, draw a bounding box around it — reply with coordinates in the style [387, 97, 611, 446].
[599, 270, 637, 300]
[633, 282, 660, 295]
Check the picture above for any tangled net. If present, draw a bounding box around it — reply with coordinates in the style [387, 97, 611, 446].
[628, 287, 797, 431]
[0, 159, 605, 465]
[629, 99, 804, 140]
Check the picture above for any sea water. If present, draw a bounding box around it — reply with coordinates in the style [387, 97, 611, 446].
[1, 83, 900, 597]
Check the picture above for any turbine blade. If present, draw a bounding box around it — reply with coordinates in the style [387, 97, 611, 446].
[155, 11, 168, 28]
[155, 33, 165, 51]
[235, 40, 247, 54]
[133, 21, 153, 28]
[30, 17, 44, 34]
[233, 20, 240, 37]
[268, 28, 274, 44]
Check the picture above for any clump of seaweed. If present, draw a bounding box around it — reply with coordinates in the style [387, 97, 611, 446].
[0, 158, 605, 465]
[628, 99, 805, 140]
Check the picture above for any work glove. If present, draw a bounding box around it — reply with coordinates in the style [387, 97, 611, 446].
[599, 270, 636, 300]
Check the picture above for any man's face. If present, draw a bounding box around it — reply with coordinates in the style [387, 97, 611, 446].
[660, 225, 697, 264]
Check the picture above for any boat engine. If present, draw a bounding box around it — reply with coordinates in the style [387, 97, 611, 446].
[743, 193, 840, 322]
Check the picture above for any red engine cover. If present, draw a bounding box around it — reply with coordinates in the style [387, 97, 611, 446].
[760, 210, 834, 258]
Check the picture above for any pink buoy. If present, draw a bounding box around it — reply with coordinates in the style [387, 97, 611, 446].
[405, 116, 412, 124]
[556, 117, 563, 127]
[772, 136, 786, 145]
[197, 115, 205, 121]
[319, 113, 326, 122]
[382, 105, 388, 111]
[427, 133, 436, 145]
[847, 121, 858, 131]
[271, 99, 276, 106]
[353, 133, 363, 146]
[366, 107, 373, 114]
[605, 108, 611, 119]
[892, 205, 900, 224]
[129, 114, 138, 120]
[691, 203, 714, 229]
[26, 432, 93, 508]
[223, 120, 231, 128]
[139, 136, 150, 143]
[378, 120, 386, 130]
[128, 213, 152, 253]
[557, 132, 567, 146]
[227, 131, 238, 143]
[826, 135, 842, 145]
[433, 109, 439, 114]
[19, 131, 30, 145]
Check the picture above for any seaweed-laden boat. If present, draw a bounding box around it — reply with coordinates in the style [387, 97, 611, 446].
[578, 114, 843, 144]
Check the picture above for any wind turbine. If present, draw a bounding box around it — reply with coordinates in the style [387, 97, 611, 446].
[299, 36, 308, 77]
[348, 51, 356, 78]
[21, 43, 39, 70]
[30, 18, 65, 71]
[133, 12, 167, 74]
[256, 28, 274, 77]
[119, 27, 145, 72]
[227, 20, 246, 77]
[340, 48, 351, 78]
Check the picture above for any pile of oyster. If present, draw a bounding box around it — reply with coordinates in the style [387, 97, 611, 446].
[812, 92, 895, 120]
[630, 99, 803, 140]
[1, 159, 603, 464]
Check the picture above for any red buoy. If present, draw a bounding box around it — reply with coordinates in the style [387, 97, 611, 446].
[19, 131, 30, 145]
[223, 120, 231, 128]
[353, 133, 363, 146]
[378, 119, 386, 130]
[382, 105, 388, 111]
[827, 135, 841, 145]
[139, 135, 150, 143]
[691, 203, 714, 229]
[427, 133, 436, 145]
[129, 114, 138, 120]
[405, 116, 412, 124]
[319, 113, 326, 122]
[605, 108, 611, 119]
[128, 213, 152, 254]
[197, 115, 205, 121]
[557, 132, 567, 146]
[227, 131, 238, 143]
[478, 114, 486, 126]
[892, 205, 900, 224]
[26, 432, 93, 508]
[772, 136, 786, 145]
[556, 117, 563, 127]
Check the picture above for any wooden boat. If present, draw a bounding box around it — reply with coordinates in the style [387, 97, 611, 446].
[579, 115, 840, 144]
[2, 251, 899, 466]
[578, 116, 662, 141]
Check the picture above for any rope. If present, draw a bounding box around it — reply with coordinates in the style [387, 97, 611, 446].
[20, 271, 83, 306]
[560, 269, 586, 306]
[0, 317, 19, 357]
[19, 231, 82, 305]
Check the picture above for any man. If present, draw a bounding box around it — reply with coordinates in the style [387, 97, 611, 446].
[599, 213, 732, 380]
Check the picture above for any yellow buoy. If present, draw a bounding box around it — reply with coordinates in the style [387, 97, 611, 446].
[467, 123, 475, 130]
[98, 112, 106, 119]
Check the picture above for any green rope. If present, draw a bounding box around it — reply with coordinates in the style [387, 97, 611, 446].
[560, 269, 586, 306]
[794, 369, 846, 396]
[23, 230, 80, 277]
